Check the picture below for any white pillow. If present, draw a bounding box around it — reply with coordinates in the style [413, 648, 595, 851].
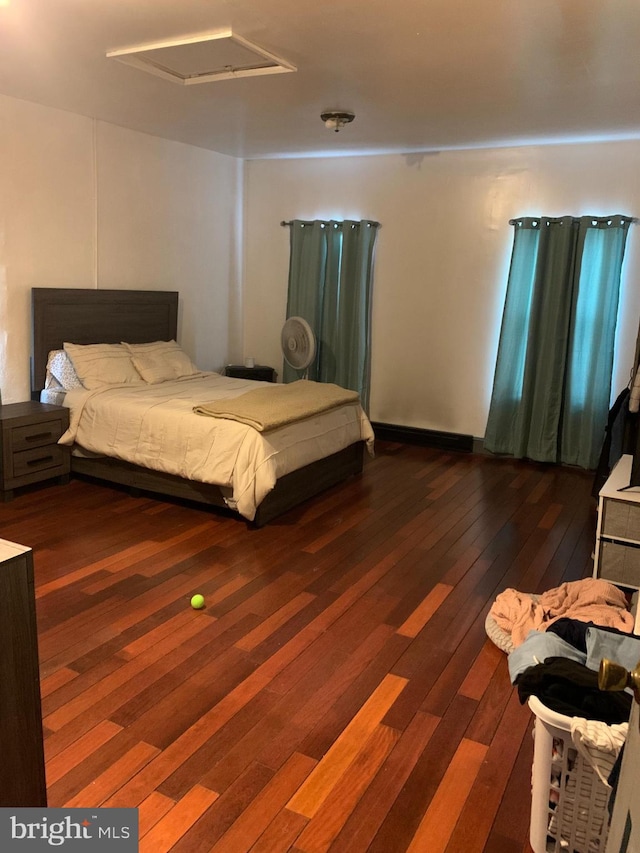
[122, 340, 199, 384]
[63, 342, 144, 390]
[46, 349, 84, 390]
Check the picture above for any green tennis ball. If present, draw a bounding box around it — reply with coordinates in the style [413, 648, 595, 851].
[190, 594, 205, 610]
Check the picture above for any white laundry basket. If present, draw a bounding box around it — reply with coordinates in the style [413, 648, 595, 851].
[528, 696, 611, 853]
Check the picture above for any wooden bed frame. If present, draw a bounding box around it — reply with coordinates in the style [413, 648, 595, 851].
[31, 288, 364, 526]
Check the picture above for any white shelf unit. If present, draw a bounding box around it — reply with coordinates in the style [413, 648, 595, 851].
[594, 454, 640, 601]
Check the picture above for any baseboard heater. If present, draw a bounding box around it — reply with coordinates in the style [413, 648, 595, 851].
[370, 422, 474, 453]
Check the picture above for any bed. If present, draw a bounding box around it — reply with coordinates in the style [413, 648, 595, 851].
[31, 288, 374, 526]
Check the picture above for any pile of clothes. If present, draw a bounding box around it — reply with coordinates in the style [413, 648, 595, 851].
[489, 576, 639, 832]
[489, 578, 637, 724]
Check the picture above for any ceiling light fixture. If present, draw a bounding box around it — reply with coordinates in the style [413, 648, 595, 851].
[321, 111, 355, 132]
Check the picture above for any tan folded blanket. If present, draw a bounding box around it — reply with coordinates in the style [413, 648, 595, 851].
[193, 379, 360, 431]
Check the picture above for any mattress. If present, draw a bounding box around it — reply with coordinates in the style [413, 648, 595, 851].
[59, 372, 375, 520]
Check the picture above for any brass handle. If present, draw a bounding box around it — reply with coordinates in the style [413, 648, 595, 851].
[598, 658, 640, 704]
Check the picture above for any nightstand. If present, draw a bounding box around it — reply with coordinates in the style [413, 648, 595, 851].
[224, 364, 277, 382]
[0, 402, 70, 500]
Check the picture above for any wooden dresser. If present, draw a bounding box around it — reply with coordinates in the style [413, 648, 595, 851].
[0, 538, 47, 806]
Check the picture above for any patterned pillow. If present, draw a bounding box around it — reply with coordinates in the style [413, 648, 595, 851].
[63, 342, 144, 390]
[46, 349, 84, 390]
[122, 340, 199, 384]
[44, 371, 64, 391]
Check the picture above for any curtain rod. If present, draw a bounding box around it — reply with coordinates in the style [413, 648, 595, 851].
[509, 215, 639, 225]
[280, 219, 380, 227]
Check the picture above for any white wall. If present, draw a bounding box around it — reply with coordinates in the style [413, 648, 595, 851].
[243, 143, 640, 438]
[3, 91, 639, 442]
[0, 95, 241, 403]
[0, 95, 95, 401]
[96, 123, 242, 373]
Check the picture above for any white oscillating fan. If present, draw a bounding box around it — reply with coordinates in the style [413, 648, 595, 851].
[281, 316, 316, 377]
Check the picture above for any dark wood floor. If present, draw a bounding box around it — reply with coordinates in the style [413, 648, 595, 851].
[0, 442, 598, 852]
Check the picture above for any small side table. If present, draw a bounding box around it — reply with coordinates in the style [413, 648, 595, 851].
[0, 402, 70, 500]
[224, 364, 276, 382]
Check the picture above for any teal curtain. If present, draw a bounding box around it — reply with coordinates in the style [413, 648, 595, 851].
[485, 215, 632, 469]
[284, 219, 379, 411]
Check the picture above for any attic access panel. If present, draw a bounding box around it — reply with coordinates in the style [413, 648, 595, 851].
[107, 30, 296, 85]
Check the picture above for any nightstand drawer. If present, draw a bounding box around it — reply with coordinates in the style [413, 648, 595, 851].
[12, 445, 67, 478]
[11, 419, 65, 452]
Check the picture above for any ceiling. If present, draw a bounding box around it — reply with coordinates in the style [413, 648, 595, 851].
[2, 0, 640, 160]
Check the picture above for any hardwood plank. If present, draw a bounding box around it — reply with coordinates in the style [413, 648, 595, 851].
[458, 639, 504, 701]
[169, 761, 276, 853]
[209, 753, 316, 853]
[482, 833, 528, 853]
[366, 694, 479, 853]
[268, 592, 398, 699]
[488, 715, 536, 847]
[43, 610, 257, 761]
[38, 563, 221, 666]
[83, 524, 218, 588]
[295, 633, 409, 763]
[235, 592, 317, 652]
[287, 674, 407, 819]
[293, 723, 399, 853]
[382, 640, 451, 731]
[328, 710, 440, 853]
[63, 741, 160, 807]
[103, 670, 272, 807]
[45, 720, 123, 785]
[39, 666, 78, 697]
[444, 691, 535, 852]
[158, 692, 279, 801]
[302, 505, 373, 554]
[120, 608, 210, 659]
[138, 791, 176, 838]
[36, 522, 215, 596]
[39, 598, 186, 678]
[257, 625, 399, 772]
[43, 610, 216, 732]
[538, 502, 563, 530]
[396, 582, 454, 638]
[464, 656, 515, 745]
[248, 809, 308, 853]
[121, 646, 258, 750]
[139, 784, 219, 852]
[419, 619, 495, 719]
[406, 737, 488, 853]
[109, 612, 260, 730]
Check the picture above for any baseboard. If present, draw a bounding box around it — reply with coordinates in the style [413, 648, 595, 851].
[371, 421, 475, 453]
[472, 436, 486, 454]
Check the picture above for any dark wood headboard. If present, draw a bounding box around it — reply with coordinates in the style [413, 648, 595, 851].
[31, 288, 179, 396]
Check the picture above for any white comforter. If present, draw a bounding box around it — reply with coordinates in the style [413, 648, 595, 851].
[59, 372, 375, 520]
